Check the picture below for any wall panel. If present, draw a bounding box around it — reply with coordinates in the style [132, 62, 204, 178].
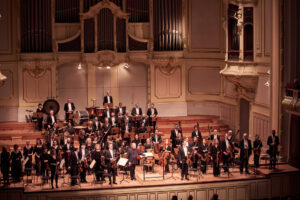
[252, 112, 270, 145]
[0, 0, 11, 53]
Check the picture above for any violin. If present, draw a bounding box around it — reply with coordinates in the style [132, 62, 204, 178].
[78, 162, 83, 173]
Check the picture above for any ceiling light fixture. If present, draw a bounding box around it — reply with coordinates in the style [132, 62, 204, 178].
[124, 63, 129, 69]
[77, 63, 82, 70]
[98, 66, 102, 70]
[106, 66, 111, 69]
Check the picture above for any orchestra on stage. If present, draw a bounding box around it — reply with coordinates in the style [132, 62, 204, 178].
[0, 93, 280, 188]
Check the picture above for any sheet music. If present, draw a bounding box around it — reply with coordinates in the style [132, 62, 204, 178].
[117, 158, 128, 166]
[90, 160, 96, 169]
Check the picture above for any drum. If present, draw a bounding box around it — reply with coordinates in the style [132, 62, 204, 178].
[96, 108, 105, 117]
[74, 126, 87, 134]
[74, 110, 89, 125]
[43, 99, 60, 115]
[86, 107, 97, 116]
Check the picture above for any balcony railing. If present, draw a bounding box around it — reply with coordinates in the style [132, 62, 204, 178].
[282, 88, 300, 116]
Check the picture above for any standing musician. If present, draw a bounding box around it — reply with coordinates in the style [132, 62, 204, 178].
[102, 118, 112, 138]
[41, 148, 50, 183]
[133, 134, 141, 147]
[170, 124, 182, 151]
[85, 121, 94, 138]
[34, 139, 43, 175]
[152, 129, 162, 144]
[123, 110, 132, 124]
[63, 138, 74, 173]
[103, 91, 113, 106]
[147, 104, 158, 131]
[121, 119, 131, 139]
[49, 149, 60, 189]
[93, 144, 105, 182]
[127, 143, 139, 180]
[210, 139, 221, 177]
[109, 112, 118, 128]
[178, 140, 190, 180]
[46, 110, 57, 130]
[66, 122, 75, 135]
[209, 129, 220, 142]
[239, 133, 252, 174]
[192, 125, 202, 141]
[103, 106, 111, 119]
[46, 133, 56, 149]
[1, 147, 10, 185]
[70, 148, 80, 186]
[60, 132, 69, 147]
[116, 102, 125, 116]
[131, 103, 143, 128]
[220, 134, 231, 173]
[190, 137, 200, 169]
[267, 130, 279, 169]
[78, 143, 88, 183]
[10, 144, 22, 183]
[51, 140, 60, 155]
[64, 98, 75, 123]
[36, 103, 44, 131]
[199, 139, 209, 174]
[253, 134, 263, 169]
[93, 116, 101, 132]
[160, 139, 172, 173]
[105, 143, 119, 184]
[23, 140, 34, 175]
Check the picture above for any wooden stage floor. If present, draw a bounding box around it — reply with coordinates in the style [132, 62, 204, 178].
[3, 163, 298, 193]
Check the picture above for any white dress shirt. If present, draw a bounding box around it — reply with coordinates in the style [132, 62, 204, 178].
[136, 108, 140, 115]
[107, 96, 111, 103]
[68, 103, 72, 112]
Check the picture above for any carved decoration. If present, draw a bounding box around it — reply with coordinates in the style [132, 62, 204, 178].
[22, 61, 53, 79]
[155, 57, 181, 76]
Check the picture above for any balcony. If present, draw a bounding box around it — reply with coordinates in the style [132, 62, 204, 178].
[282, 88, 300, 116]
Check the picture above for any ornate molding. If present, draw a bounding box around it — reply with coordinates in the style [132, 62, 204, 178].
[22, 62, 52, 79]
[153, 57, 182, 76]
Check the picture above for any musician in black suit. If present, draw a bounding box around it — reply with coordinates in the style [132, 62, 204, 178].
[239, 133, 252, 174]
[127, 143, 140, 180]
[253, 134, 263, 169]
[121, 120, 132, 138]
[63, 138, 74, 173]
[70, 148, 80, 186]
[1, 147, 10, 185]
[103, 106, 111, 120]
[46, 110, 57, 130]
[267, 130, 279, 169]
[109, 112, 118, 128]
[93, 117, 101, 132]
[191, 125, 202, 141]
[102, 118, 111, 138]
[131, 103, 143, 128]
[160, 139, 172, 173]
[116, 102, 125, 116]
[36, 103, 44, 131]
[220, 134, 231, 173]
[199, 139, 209, 174]
[170, 124, 182, 150]
[103, 91, 113, 106]
[105, 143, 118, 184]
[78, 144, 88, 183]
[147, 104, 158, 131]
[152, 129, 162, 144]
[210, 139, 221, 177]
[178, 140, 190, 180]
[49, 149, 59, 189]
[64, 98, 75, 122]
[132, 134, 141, 147]
[209, 129, 220, 141]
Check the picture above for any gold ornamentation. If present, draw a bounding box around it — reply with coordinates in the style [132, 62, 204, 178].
[22, 61, 52, 79]
[157, 57, 180, 76]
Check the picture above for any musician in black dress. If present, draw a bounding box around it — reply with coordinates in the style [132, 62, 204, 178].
[170, 124, 182, 151]
[239, 133, 252, 174]
[11, 144, 22, 182]
[132, 134, 141, 147]
[36, 103, 44, 131]
[1, 147, 10, 185]
[147, 104, 158, 131]
[23, 140, 34, 175]
[103, 91, 113, 106]
[41, 148, 50, 183]
[210, 139, 221, 177]
[105, 143, 118, 184]
[127, 143, 139, 180]
[253, 134, 263, 169]
[178, 140, 190, 180]
[49, 149, 59, 189]
[34, 139, 43, 175]
[78, 143, 88, 183]
[199, 139, 209, 174]
[64, 98, 75, 123]
[267, 130, 279, 169]
[70, 148, 80, 186]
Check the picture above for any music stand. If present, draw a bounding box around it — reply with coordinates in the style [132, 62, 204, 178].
[60, 159, 68, 187]
[167, 161, 177, 180]
[118, 158, 129, 184]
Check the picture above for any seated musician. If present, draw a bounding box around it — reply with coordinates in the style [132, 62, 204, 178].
[92, 144, 105, 182]
[105, 143, 119, 184]
[131, 103, 143, 128]
[178, 140, 190, 180]
[63, 138, 74, 173]
[49, 149, 59, 189]
[93, 116, 101, 132]
[141, 114, 149, 127]
[119, 140, 128, 155]
[127, 143, 140, 180]
[220, 133, 231, 173]
[103, 91, 113, 106]
[70, 148, 80, 186]
[78, 143, 88, 183]
[144, 138, 153, 152]
[253, 134, 263, 169]
[147, 104, 158, 131]
[64, 98, 75, 123]
[160, 139, 172, 173]
[121, 119, 131, 139]
[46, 110, 57, 130]
[103, 106, 111, 120]
[191, 125, 202, 141]
[36, 103, 44, 131]
[199, 139, 209, 174]
[85, 121, 94, 138]
[41, 148, 50, 183]
[133, 134, 141, 147]
[123, 110, 132, 124]
[209, 129, 220, 142]
[46, 133, 56, 150]
[102, 118, 112, 137]
[176, 133, 183, 147]
[170, 124, 182, 151]
[152, 129, 162, 144]
[109, 112, 118, 128]
[1, 147, 10, 185]
[66, 122, 75, 135]
[60, 131, 69, 146]
[51, 140, 60, 155]
[210, 139, 221, 177]
[116, 102, 125, 116]
[239, 133, 252, 174]
[191, 136, 200, 149]
[79, 129, 87, 146]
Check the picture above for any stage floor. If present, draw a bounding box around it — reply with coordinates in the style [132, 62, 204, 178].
[3, 163, 298, 193]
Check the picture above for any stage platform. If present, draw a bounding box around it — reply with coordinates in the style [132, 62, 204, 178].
[1, 163, 300, 200]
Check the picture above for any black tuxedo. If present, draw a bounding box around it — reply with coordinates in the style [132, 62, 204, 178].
[131, 107, 142, 116]
[209, 134, 220, 141]
[239, 139, 252, 173]
[267, 135, 279, 168]
[105, 149, 118, 183]
[116, 106, 126, 116]
[46, 115, 57, 129]
[170, 129, 182, 149]
[192, 130, 202, 140]
[109, 116, 119, 127]
[64, 102, 75, 121]
[93, 121, 101, 131]
[78, 149, 88, 182]
[103, 110, 111, 119]
[147, 108, 158, 131]
[127, 148, 140, 180]
[70, 151, 79, 185]
[36, 108, 44, 131]
[103, 96, 113, 105]
[178, 146, 190, 178]
[152, 135, 162, 144]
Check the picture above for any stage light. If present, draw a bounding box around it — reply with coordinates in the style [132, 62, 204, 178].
[77, 63, 82, 70]
[98, 66, 102, 70]
[264, 81, 270, 87]
[106, 66, 111, 69]
[124, 63, 129, 69]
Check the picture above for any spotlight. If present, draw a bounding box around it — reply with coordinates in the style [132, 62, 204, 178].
[264, 81, 270, 87]
[98, 66, 102, 70]
[77, 63, 82, 70]
[124, 63, 129, 69]
[106, 66, 111, 69]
